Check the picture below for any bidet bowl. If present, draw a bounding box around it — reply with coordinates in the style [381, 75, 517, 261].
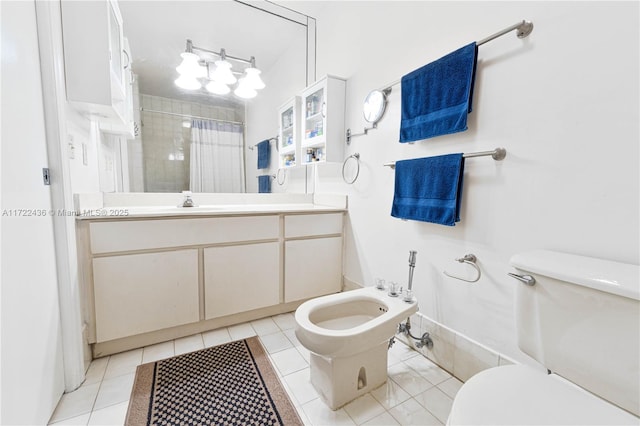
[294, 287, 418, 358]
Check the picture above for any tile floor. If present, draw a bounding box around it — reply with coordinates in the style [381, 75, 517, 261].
[49, 313, 463, 425]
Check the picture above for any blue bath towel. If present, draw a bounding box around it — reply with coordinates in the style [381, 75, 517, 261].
[391, 154, 465, 226]
[258, 175, 271, 193]
[400, 42, 478, 143]
[257, 140, 270, 169]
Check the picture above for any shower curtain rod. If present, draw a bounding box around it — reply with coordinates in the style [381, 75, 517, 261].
[378, 20, 533, 92]
[383, 147, 507, 169]
[140, 108, 244, 126]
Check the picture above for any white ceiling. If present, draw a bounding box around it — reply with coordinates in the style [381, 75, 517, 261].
[119, 1, 307, 107]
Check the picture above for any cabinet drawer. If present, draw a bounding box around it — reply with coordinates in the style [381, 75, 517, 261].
[284, 213, 343, 238]
[93, 250, 199, 342]
[90, 216, 279, 254]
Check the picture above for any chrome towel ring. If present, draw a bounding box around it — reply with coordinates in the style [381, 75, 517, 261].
[276, 168, 286, 186]
[342, 153, 360, 184]
[443, 254, 481, 283]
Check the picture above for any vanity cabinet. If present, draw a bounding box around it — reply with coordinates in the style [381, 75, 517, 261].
[299, 76, 346, 165]
[61, 0, 132, 130]
[278, 97, 301, 168]
[78, 209, 344, 355]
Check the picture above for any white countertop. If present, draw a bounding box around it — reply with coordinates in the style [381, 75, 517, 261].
[76, 203, 346, 220]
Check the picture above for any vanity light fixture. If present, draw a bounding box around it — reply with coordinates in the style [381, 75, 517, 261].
[175, 74, 202, 90]
[233, 77, 258, 99]
[175, 39, 265, 99]
[175, 40, 206, 79]
[205, 63, 231, 95]
[206, 79, 231, 95]
[243, 57, 266, 90]
[209, 49, 237, 85]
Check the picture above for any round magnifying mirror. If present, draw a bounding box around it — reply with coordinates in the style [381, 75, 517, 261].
[363, 90, 387, 124]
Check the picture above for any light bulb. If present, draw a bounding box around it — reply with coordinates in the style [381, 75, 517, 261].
[243, 67, 265, 90]
[176, 52, 206, 78]
[174, 75, 201, 90]
[234, 78, 257, 99]
[211, 60, 237, 85]
[205, 80, 230, 95]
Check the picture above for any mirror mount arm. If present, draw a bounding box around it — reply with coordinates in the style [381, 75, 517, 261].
[346, 123, 377, 145]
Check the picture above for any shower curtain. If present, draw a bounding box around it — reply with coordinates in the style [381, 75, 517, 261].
[190, 119, 246, 193]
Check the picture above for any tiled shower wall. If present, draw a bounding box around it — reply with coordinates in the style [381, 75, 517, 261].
[139, 94, 244, 193]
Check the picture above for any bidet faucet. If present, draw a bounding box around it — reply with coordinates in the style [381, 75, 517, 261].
[404, 250, 417, 302]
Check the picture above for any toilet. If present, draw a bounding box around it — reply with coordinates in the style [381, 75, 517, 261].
[295, 286, 418, 409]
[448, 250, 640, 425]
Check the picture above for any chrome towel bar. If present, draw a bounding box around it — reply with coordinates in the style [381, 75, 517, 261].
[384, 147, 506, 169]
[248, 136, 278, 151]
[377, 20, 534, 92]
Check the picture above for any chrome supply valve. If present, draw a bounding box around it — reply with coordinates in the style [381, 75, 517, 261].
[397, 318, 434, 350]
[415, 332, 434, 349]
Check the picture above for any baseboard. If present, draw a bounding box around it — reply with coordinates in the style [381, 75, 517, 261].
[400, 312, 517, 382]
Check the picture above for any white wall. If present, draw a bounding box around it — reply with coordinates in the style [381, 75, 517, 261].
[292, 1, 639, 361]
[245, 31, 307, 193]
[66, 108, 101, 193]
[0, 1, 65, 423]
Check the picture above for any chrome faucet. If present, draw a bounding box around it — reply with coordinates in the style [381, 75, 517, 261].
[181, 191, 195, 207]
[404, 250, 417, 302]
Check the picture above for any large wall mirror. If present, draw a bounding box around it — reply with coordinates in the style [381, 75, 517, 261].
[116, 0, 315, 193]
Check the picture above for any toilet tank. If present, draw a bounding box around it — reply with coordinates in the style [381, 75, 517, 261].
[510, 250, 639, 416]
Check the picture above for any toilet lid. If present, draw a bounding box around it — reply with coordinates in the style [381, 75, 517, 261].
[448, 365, 638, 425]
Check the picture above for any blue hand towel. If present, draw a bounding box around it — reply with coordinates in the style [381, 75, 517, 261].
[391, 154, 465, 226]
[400, 42, 478, 143]
[258, 175, 271, 193]
[257, 140, 270, 169]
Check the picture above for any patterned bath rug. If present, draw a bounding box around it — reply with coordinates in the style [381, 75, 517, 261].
[125, 336, 302, 425]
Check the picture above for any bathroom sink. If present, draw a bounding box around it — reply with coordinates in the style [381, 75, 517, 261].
[158, 206, 226, 213]
[120, 205, 227, 216]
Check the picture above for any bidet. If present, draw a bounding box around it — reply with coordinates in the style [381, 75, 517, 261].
[294, 287, 418, 409]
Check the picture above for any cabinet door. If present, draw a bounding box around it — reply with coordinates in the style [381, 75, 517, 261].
[93, 250, 199, 342]
[278, 97, 300, 168]
[302, 83, 326, 149]
[299, 76, 346, 164]
[107, 0, 124, 90]
[284, 237, 342, 303]
[204, 242, 280, 320]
